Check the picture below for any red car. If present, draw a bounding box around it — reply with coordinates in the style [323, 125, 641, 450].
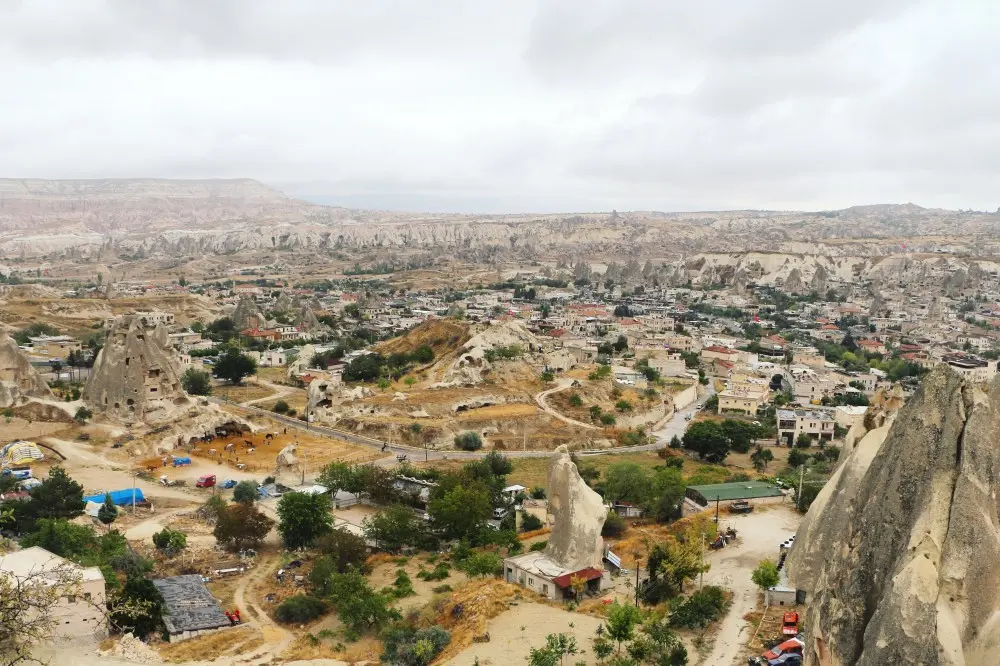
[763, 637, 803, 661]
[781, 612, 799, 636]
[196, 474, 217, 488]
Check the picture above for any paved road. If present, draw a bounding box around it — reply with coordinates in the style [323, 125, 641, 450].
[214, 382, 715, 462]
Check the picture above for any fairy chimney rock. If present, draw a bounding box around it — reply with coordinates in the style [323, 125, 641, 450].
[545, 445, 606, 571]
[83, 316, 187, 422]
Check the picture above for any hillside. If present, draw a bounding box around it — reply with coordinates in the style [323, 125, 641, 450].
[375, 318, 470, 359]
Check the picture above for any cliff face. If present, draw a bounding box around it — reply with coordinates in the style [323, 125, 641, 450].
[804, 366, 1000, 666]
[83, 316, 187, 422]
[545, 445, 606, 571]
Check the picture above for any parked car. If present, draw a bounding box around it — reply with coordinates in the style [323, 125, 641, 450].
[220, 479, 238, 489]
[781, 611, 799, 636]
[730, 500, 754, 514]
[196, 474, 217, 488]
[762, 637, 803, 662]
[492, 507, 510, 520]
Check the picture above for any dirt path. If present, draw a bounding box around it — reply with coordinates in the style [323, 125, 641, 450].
[534, 379, 598, 430]
[232, 553, 294, 664]
[699, 506, 801, 666]
[241, 380, 299, 407]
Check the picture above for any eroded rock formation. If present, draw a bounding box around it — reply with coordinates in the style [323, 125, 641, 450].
[545, 445, 606, 571]
[229, 296, 268, 330]
[83, 316, 187, 422]
[802, 366, 1000, 665]
[0, 333, 55, 407]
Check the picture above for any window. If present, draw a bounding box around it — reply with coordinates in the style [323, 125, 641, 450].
[542, 584, 549, 595]
[84, 593, 92, 601]
[66, 595, 76, 603]
[528, 577, 534, 586]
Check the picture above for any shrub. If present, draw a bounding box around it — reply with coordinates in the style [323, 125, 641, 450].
[416, 563, 450, 582]
[615, 400, 633, 413]
[454, 431, 483, 451]
[669, 586, 730, 629]
[432, 584, 453, 594]
[529, 540, 548, 552]
[275, 595, 328, 623]
[541, 370, 555, 382]
[664, 456, 684, 469]
[600, 413, 617, 426]
[74, 406, 93, 423]
[520, 511, 543, 532]
[569, 393, 583, 407]
[151, 528, 187, 555]
[530, 486, 546, 499]
[602, 511, 626, 537]
[272, 400, 290, 414]
[381, 625, 451, 666]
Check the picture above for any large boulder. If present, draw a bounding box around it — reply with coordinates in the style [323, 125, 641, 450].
[0, 333, 55, 407]
[545, 445, 606, 571]
[83, 317, 187, 422]
[803, 365, 1000, 665]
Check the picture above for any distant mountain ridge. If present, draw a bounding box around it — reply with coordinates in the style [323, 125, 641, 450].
[0, 178, 998, 260]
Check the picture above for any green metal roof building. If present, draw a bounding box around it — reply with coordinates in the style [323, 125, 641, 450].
[686, 481, 785, 506]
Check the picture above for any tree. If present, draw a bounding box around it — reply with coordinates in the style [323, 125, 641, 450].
[787, 448, 809, 468]
[600, 413, 617, 426]
[589, 405, 603, 421]
[181, 368, 212, 396]
[326, 570, 398, 639]
[275, 595, 328, 623]
[404, 376, 418, 387]
[97, 493, 118, 526]
[606, 602, 642, 653]
[109, 575, 165, 638]
[314, 528, 368, 574]
[73, 406, 93, 423]
[569, 393, 583, 408]
[720, 420, 755, 454]
[520, 511, 543, 532]
[381, 626, 451, 666]
[377, 377, 391, 392]
[317, 462, 359, 496]
[342, 353, 384, 382]
[362, 504, 420, 553]
[750, 446, 775, 472]
[152, 528, 187, 556]
[277, 492, 333, 550]
[429, 483, 492, 540]
[643, 531, 710, 603]
[213, 502, 274, 551]
[751, 559, 780, 592]
[212, 347, 257, 384]
[602, 510, 627, 537]
[529, 633, 579, 666]
[540, 370, 555, 382]
[18, 467, 85, 532]
[795, 432, 813, 448]
[615, 399, 633, 413]
[613, 335, 629, 353]
[232, 480, 259, 504]
[682, 421, 729, 463]
[461, 551, 501, 578]
[454, 431, 483, 451]
[603, 462, 652, 506]
[669, 434, 682, 449]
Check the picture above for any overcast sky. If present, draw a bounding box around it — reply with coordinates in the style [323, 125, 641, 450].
[1, 0, 998, 213]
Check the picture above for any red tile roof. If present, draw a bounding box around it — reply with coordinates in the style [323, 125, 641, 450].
[551, 567, 604, 589]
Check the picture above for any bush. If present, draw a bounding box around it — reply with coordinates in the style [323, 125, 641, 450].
[151, 528, 187, 555]
[615, 399, 633, 412]
[520, 511, 543, 532]
[416, 563, 451, 582]
[669, 585, 730, 629]
[454, 431, 483, 451]
[530, 486, 546, 499]
[569, 393, 583, 407]
[540, 370, 555, 382]
[664, 456, 684, 469]
[181, 368, 212, 396]
[233, 480, 259, 504]
[274, 595, 328, 624]
[787, 448, 809, 468]
[600, 413, 617, 426]
[272, 400, 290, 414]
[529, 540, 548, 552]
[381, 625, 451, 666]
[431, 584, 453, 594]
[602, 510, 626, 537]
[74, 406, 93, 423]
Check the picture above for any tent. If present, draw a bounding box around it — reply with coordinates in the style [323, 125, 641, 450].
[0, 441, 44, 468]
[83, 488, 145, 506]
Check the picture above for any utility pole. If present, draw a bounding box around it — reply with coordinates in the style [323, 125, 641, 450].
[700, 531, 706, 590]
[715, 495, 720, 524]
[633, 550, 641, 608]
[798, 464, 805, 512]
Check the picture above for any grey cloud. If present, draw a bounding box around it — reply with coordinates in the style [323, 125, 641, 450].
[0, 0, 999, 213]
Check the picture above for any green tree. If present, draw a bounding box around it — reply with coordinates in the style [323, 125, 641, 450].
[73, 406, 93, 423]
[232, 480, 259, 504]
[529, 633, 579, 666]
[682, 421, 729, 463]
[97, 493, 118, 526]
[274, 595, 328, 623]
[600, 413, 617, 426]
[213, 502, 274, 551]
[541, 370, 555, 382]
[314, 528, 368, 574]
[212, 347, 257, 384]
[428, 483, 492, 540]
[461, 551, 501, 578]
[277, 492, 333, 549]
[152, 527, 187, 555]
[795, 432, 813, 448]
[109, 575, 165, 638]
[751, 558, 780, 592]
[569, 393, 584, 408]
[317, 462, 359, 496]
[750, 446, 775, 472]
[181, 368, 212, 395]
[454, 431, 483, 451]
[362, 504, 420, 553]
[606, 602, 642, 653]
[377, 377, 391, 391]
[17, 467, 85, 532]
[615, 399, 633, 413]
[327, 570, 398, 638]
[589, 405, 603, 421]
[787, 448, 809, 468]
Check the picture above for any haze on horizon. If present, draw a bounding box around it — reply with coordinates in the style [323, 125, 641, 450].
[1, 0, 998, 215]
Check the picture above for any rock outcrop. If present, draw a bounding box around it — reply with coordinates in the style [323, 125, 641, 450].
[545, 445, 606, 571]
[0, 333, 55, 407]
[802, 366, 1000, 665]
[83, 316, 187, 422]
[229, 296, 268, 331]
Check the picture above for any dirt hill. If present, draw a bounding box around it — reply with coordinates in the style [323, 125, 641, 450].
[375, 318, 470, 359]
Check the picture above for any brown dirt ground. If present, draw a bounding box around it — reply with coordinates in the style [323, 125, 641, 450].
[156, 626, 265, 663]
[213, 382, 276, 404]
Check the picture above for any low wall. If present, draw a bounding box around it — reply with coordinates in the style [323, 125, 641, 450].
[671, 384, 698, 410]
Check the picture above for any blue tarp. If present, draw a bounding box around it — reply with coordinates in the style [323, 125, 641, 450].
[84, 488, 145, 506]
[172, 456, 192, 466]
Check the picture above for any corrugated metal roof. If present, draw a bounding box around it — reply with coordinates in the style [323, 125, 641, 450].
[687, 481, 784, 502]
[152, 575, 231, 635]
